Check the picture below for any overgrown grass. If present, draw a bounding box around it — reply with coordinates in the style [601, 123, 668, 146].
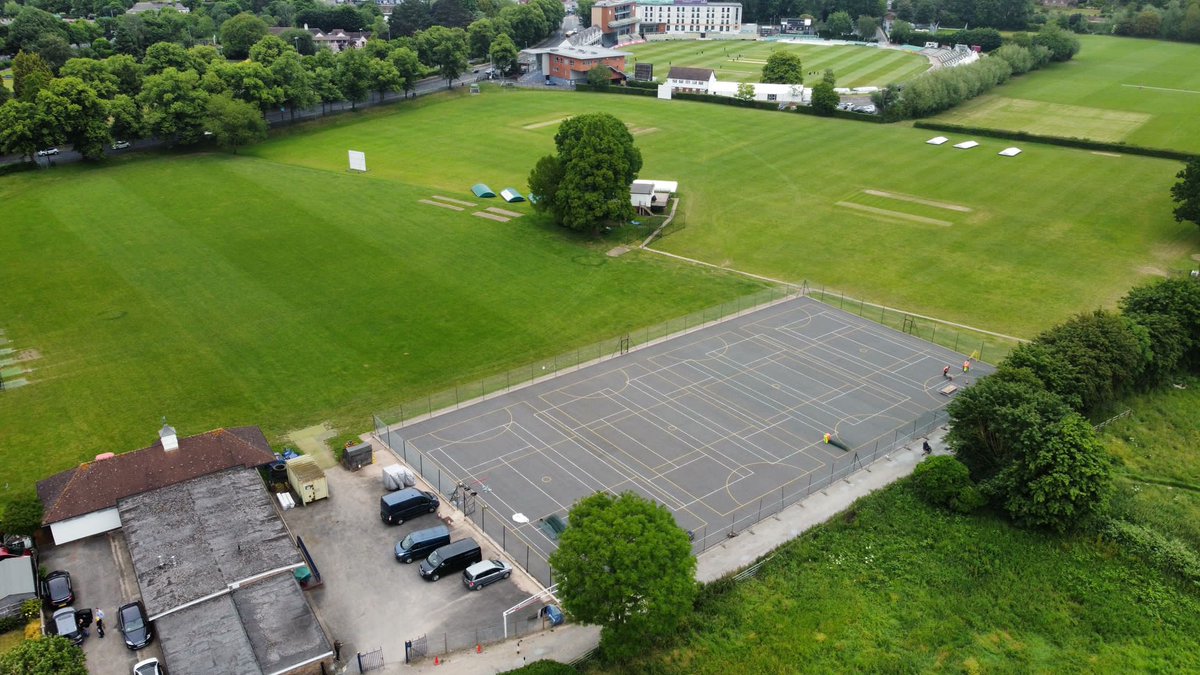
[587, 483, 1200, 673]
[932, 35, 1200, 154]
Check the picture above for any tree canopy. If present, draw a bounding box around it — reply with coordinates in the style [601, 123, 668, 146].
[761, 50, 803, 84]
[548, 491, 696, 660]
[810, 81, 839, 115]
[204, 92, 268, 152]
[1171, 158, 1200, 229]
[219, 13, 268, 60]
[528, 112, 643, 237]
[0, 637, 86, 675]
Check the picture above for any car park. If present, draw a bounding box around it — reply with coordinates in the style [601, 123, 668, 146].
[395, 524, 451, 563]
[462, 559, 512, 591]
[112, 140, 132, 150]
[37, 148, 60, 156]
[418, 538, 482, 581]
[118, 601, 153, 650]
[50, 606, 86, 645]
[133, 658, 166, 675]
[43, 570, 75, 608]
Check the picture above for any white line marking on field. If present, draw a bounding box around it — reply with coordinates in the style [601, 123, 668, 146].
[1121, 84, 1200, 94]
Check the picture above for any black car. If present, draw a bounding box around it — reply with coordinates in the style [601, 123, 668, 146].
[118, 601, 153, 650]
[43, 570, 74, 608]
[49, 607, 85, 646]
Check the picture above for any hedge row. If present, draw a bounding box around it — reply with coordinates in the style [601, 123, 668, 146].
[576, 85, 884, 123]
[912, 121, 1197, 162]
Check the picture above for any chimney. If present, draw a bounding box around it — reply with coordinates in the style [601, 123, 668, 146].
[160, 420, 179, 452]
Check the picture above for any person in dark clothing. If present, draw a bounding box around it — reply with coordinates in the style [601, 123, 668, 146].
[922, 440, 933, 455]
[96, 617, 105, 638]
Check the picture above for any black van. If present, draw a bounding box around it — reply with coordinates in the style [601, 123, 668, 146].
[395, 525, 451, 563]
[380, 488, 440, 525]
[418, 538, 482, 581]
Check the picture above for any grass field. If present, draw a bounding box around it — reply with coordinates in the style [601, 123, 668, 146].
[0, 135, 763, 494]
[932, 35, 1200, 153]
[2, 88, 1196, 494]
[252, 90, 1197, 338]
[624, 40, 929, 88]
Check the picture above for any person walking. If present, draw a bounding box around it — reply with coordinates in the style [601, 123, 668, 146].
[95, 608, 106, 638]
[942, 365, 950, 379]
[922, 440, 932, 456]
[962, 360, 971, 373]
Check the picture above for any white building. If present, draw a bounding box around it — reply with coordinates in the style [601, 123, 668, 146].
[638, 0, 742, 37]
[662, 66, 806, 104]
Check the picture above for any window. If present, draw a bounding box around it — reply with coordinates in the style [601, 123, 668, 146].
[767, 94, 777, 101]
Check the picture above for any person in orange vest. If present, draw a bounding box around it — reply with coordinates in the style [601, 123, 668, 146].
[823, 432, 831, 444]
[962, 360, 970, 373]
[942, 365, 950, 379]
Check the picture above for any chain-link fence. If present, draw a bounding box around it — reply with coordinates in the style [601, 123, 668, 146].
[405, 606, 556, 662]
[805, 285, 1026, 363]
[689, 407, 948, 554]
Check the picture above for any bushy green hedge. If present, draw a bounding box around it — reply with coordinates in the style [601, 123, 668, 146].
[911, 122, 1198, 162]
[912, 456, 985, 513]
[573, 83, 657, 96]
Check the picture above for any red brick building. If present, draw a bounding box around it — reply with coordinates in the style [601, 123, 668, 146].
[522, 45, 630, 85]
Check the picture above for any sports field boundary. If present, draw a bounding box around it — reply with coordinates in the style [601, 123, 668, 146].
[913, 121, 1198, 161]
[638, 246, 1027, 361]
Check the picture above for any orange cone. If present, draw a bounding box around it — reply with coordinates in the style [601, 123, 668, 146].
[434, 656, 440, 666]
[476, 644, 482, 654]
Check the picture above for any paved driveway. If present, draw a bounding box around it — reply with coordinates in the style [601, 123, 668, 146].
[281, 458, 540, 665]
[39, 532, 166, 675]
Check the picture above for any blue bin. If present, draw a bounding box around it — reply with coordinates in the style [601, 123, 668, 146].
[540, 604, 564, 626]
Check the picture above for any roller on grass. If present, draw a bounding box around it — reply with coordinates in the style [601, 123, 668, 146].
[823, 432, 851, 452]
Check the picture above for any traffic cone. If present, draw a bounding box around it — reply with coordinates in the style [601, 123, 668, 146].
[476, 644, 482, 654]
[434, 656, 440, 666]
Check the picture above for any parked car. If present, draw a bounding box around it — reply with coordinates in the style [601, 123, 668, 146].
[462, 559, 512, 590]
[49, 607, 85, 645]
[111, 140, 132, 150]
[418, 538, 481, 581]
[36, 148, 60, 157]
[395, 524, 451, 564]
[43, 570, 74, 608]
[133, 658, 166, 675]
[380, 488, 439, 526]
[118, 601, 153, 650]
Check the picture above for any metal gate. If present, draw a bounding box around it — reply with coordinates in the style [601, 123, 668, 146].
[356, 647, 384, 672]
[405, 634, 427, 663]
[452, 483, 476, 516]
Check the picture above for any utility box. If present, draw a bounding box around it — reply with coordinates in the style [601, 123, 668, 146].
[286, 456, 329, 505]
[343, 442, 373, 471]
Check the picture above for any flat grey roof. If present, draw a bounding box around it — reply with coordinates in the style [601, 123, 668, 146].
[121, 468, 330, 675]
[120, 468, 300, 616]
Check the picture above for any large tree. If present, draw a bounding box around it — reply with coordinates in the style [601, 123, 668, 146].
[335, 47, 373, 109]
[1171, 158, 1200, 229]
[489, 33, 519, 76]
[810, 80, 839, 115]
[7, 6, 69, 55]
[0, 101, 42, 161]
[270, 51, 317, 121]
[12, 50, 54, 102]
[528, 112, 643, 237]
[138, 67, 210, 145]
[389, 47, 423, 97]
[548, 491, 696, 660]
[946, 369, 1111, 531]
[204, 92, 268, 152]
[220, 12, 269, 60]
[426, 26, 469, 88]
[389, 0, 433, 38]
[35, 77, 111, 160]
[1120, 276, 1200, 368]
[761, 50, 803, 84]
[825, 10, 854, 37]
[0, 636, 86, 675]
[468, 18, 497, 59]
[60, 58, 120, 99]
[432, 0, 473, 28]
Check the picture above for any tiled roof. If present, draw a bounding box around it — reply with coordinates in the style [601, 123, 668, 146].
[668, 66, 715, 81]
[37, 427, 275, 525]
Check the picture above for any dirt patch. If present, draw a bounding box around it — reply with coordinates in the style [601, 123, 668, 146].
[1137, 266, 1169, 277]
[486, 207, 523, 218]
[630, 127, 660, 136]
[1191, 253, 1200, 262]
[607, 246, 631, 257]
[16, 349, 41, 362]
[473, 211, 509, 222]
[836, 201, 953, 227]
[862, 189, 972, 212]
[419, 199, 463, 211]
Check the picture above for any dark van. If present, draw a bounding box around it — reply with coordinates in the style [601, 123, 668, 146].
[395, 525, 451, 563]
[380, 488, 440, 525]
[418, 538, 482, 581]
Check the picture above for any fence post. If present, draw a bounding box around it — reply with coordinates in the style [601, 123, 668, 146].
[931, 324, 937, 344]
[757, 497, 763, 523]
[954, 333, 960, 353]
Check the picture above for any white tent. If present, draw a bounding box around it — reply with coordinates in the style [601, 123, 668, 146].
[954, 140, 980, 149]
[926, 136, 949, 145]
[998, 147, 1022, 157]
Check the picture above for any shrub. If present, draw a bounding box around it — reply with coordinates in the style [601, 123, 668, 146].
[0, 498, 43, 536]
[1102, 518, 1200, 585]
[911, 456, 972, 508]
[0, 615, 23, 634]
[19, 599, 40, 621]
[953, 485, 987, 514]
[500, 660, 578, 675]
